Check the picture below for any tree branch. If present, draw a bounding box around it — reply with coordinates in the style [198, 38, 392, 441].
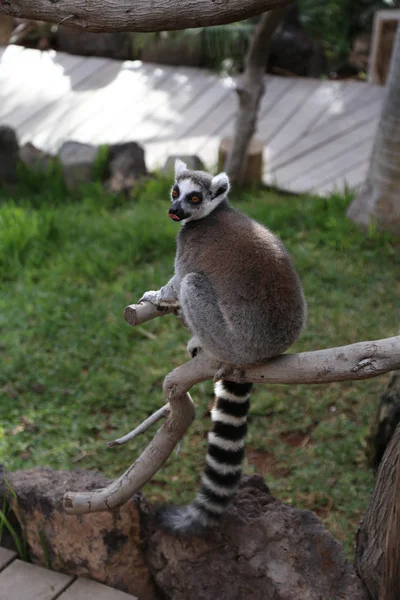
[226, 7, 287, 185]
[0, 0, 296, 33]
[62, 302, 400, 515]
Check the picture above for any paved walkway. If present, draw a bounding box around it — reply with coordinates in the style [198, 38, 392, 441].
[0, 547, 137, 600]
[0, 44, 386, 195]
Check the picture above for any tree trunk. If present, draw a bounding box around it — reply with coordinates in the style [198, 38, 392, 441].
[347, 23, 400, 234]
[356, 423, 400, 600]
[0, 0, 295, 33]
[225, 8, 287, 186]
[366, 369, 400, 470]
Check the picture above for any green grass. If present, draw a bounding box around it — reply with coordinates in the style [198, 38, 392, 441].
[0, 170, 399, 558]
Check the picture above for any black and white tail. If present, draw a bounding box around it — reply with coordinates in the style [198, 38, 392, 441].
[156, 379, 252, 535]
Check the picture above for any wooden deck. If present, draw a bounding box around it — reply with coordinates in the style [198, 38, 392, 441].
[0, 44, 386, 195]
[0, 547, 137, 600]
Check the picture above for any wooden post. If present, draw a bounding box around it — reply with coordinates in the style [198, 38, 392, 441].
[219, 136, 263, 186]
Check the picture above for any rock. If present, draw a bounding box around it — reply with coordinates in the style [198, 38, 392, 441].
[162, 155, 205, 176]
[19, 142, 54, 172]
[6, 468, 156, 600]
[148, 475, 368, 600]
[0, 126, 19, 183]
[58, 141, 99, 189]
[105, 142, 148, 195]
[4, 468, 368, 599]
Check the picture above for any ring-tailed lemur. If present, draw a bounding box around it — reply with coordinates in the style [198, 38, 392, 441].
[139, 159, 307, 534]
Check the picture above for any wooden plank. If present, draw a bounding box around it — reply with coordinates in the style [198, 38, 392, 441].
[264, 79, 345, 162]
[268, 95, 383, 175]
[308, 80, 383, 133]
[0, 51, 86, 123]
[0, 547, 17, 571]
[283, 132, 375, 194]
[60, 62, 172, 145]
[195, 75, 293, 169]
[59, 577, 138, 600]
[96, 66, 211, 144]
[317, 160, 368, 196]
[4, 55, 112, 143]
[0, 559, 72, 600]
[259, 78, 318, 147]
[146, 74, 234, 166]
[24, 58, 123, 150]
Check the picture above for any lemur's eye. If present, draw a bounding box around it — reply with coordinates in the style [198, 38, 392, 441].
[172, 188, 179, 198]
[191, 196, 200, 203]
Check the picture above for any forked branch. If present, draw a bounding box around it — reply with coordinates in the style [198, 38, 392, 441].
[63, 302, 400, 515]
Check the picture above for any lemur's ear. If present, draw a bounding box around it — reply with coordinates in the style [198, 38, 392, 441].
[210, 172, 230, 198]
[174, 159, 187, 178]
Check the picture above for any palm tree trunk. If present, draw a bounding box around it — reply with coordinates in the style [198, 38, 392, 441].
[347, 23, 400, 234]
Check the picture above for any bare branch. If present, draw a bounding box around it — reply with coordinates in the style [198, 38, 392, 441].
[63, 302, 400, 515]
[124, 302, 175, 326]
[226, 8, 287, 185]
[0, 0, 296, 33]
[107, 403, 171, 447]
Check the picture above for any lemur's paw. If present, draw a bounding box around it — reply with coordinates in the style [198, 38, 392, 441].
[187, 336, 203, 358]
[213, 362, 241, 382]
[139, 290, 179, 309]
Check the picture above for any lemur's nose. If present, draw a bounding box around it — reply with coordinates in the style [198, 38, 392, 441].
[168, 202, 185, 221]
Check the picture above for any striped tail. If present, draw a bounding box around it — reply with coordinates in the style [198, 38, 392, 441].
[156, 379, 252, 535]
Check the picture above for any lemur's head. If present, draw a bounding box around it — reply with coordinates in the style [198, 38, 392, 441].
[168, 159, 230, 223]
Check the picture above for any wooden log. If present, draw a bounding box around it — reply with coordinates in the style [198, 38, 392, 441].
[218, 136, 263, 186]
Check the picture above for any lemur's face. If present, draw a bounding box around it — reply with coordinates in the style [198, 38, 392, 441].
[168, 160, 230, 224]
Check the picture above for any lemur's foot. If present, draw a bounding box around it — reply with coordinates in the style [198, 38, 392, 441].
[187, 336, 203, 358]
[213, 363, 244, 383]
[139, 290, 180, 309]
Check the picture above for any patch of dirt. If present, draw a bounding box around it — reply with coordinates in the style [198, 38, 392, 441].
[279, 427, 314, 448]
[247, 448, 291, 477]
[296, 491, 334, 518]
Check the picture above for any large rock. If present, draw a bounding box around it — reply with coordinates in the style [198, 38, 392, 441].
[58, 141, 99, 190]
[0, 126, 19, 183]
[105, 142, 148, 195]
[20, 142, 54, 173]
[6, 468, 156, 600]
[3, 468, 368, 600]
[148, 476, 368, 600]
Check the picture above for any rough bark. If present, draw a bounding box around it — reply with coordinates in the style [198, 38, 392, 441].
[366, 369, 400, 470]
[356, 424, 400, 600]
[226, 8, 287, 186]
[0, 0, 295, 33]
[347, 23, 400, 234]
[3, 467, 368, 600]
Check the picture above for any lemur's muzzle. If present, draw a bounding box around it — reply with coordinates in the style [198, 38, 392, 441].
[168, 202, 186, 222]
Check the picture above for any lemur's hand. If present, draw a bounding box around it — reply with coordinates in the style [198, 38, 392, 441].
[139, 290, 180, 309]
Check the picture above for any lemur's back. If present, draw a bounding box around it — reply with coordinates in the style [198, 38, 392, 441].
[139, 160, 307, 534]
[176, 201, 306, 362]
